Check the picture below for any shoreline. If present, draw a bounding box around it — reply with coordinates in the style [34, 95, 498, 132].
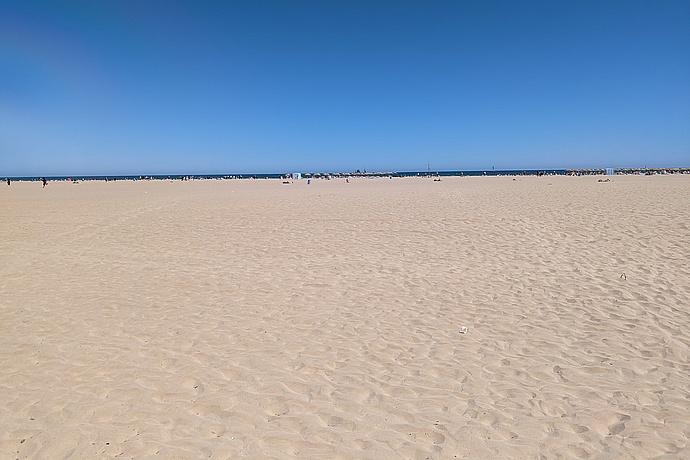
[4, 166, 690, 183]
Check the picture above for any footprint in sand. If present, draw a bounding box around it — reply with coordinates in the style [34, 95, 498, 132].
[393, 424, 446, 445]
[592, 412, 631, 436]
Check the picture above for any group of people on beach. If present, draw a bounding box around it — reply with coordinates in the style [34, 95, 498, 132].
[5, 178, 48, 187]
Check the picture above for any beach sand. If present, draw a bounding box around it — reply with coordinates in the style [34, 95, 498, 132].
[1, 175, 689, 459]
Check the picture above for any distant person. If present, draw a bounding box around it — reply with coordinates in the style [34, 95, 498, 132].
[42, 177, 47, 188]
[6, 178, 10, 186]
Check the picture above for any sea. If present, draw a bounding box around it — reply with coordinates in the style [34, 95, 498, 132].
[5, 167, 684, 182]
[5, 169, 567, 182]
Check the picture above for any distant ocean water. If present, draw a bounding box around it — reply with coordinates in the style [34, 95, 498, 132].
[5, 169, 566, 182]
[5, 167, 686, 182]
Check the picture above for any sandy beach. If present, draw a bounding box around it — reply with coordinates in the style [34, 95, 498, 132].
[1, 174, 689, 459]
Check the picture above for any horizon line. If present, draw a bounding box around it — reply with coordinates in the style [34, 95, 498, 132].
[4, 165, 690, 179]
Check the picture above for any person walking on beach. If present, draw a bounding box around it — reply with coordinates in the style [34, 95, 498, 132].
[6, 178, 10, 186]
[42, 177, 47, 188]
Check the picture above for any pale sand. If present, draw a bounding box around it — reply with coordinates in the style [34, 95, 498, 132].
[1, 175, 689, 459]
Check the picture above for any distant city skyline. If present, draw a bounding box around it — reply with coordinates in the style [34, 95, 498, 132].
[2, 1, 689, 176]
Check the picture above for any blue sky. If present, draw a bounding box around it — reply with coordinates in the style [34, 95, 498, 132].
[2, 1, 689, 175]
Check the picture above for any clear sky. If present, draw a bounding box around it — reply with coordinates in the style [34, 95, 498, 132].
[2, 0, 689, 175]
